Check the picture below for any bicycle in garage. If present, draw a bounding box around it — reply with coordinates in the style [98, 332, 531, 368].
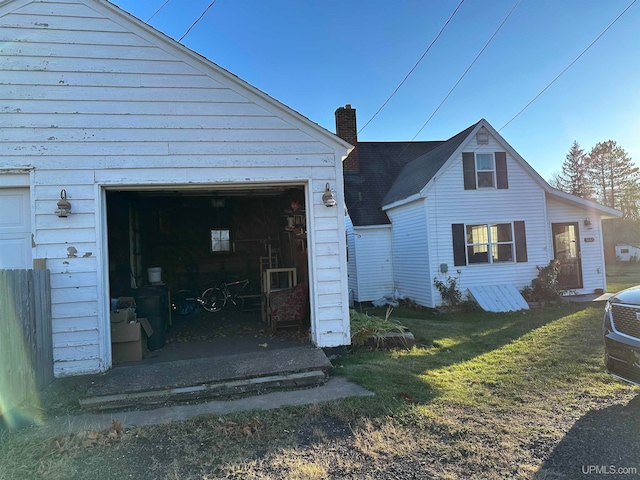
[172, 278, 250, 315]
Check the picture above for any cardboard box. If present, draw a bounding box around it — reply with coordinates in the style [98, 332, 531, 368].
[111, 318, 154, 364]
[111, 296, 136, 323]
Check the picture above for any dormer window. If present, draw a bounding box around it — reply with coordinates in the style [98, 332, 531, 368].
[462, 152, 509, 190]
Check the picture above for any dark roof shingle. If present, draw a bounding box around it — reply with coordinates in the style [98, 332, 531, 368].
[345, 121, 479, 226]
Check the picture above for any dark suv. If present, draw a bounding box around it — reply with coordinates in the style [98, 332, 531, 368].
[603, 285, 640, 385]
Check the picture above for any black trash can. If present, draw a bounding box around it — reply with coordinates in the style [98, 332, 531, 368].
[134, 285, 168, 351]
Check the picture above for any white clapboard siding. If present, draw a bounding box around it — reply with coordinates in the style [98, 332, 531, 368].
[0, 0, 351, 374]
[351, 226, 394, 302]
[423, 133, 550, 307]
[387, 199, 432, 306]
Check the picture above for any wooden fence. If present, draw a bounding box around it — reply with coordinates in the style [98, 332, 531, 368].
[0, 269, 53, 414]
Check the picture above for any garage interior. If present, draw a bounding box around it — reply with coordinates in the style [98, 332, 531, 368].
[106, 186, 311, 365]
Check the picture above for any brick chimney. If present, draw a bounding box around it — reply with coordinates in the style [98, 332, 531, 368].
[335, 104, 359, 172]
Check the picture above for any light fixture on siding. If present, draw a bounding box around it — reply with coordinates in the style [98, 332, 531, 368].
[583, 218, 592, 228]
[55, 189, 72, 217]
[322, 183, 336, 207]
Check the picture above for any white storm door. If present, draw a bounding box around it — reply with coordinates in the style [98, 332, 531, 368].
[0, 188, 32, 269]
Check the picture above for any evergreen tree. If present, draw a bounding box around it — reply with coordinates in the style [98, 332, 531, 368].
[551, 141, 591, 198]
[585, 140, 640, 219]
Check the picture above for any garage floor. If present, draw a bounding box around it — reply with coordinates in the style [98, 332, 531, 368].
[128, 308, 310, 366]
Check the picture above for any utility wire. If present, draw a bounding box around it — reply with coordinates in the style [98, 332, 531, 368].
[147, 0, 172, 22]
[358, 0, 466, 135]
[179, 0, 219, 42]
[499, 0, 637, 132]
[411, 0, 521, 141]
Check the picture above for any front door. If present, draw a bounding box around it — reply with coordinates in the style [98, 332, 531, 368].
[552, 222, 582, 289]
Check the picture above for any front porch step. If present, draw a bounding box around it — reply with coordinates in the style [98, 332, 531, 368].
[79, 346, 332, 412]
[79, 370, 327, 412]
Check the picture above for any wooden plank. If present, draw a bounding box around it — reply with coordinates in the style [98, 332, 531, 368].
[4, 84, 241, 101]
[0, 269, 53, 413]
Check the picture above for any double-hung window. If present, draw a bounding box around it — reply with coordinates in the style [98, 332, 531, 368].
[466, 223, 513, 264]
[452, 221, 527, 266]
[475, 153, 495, 188]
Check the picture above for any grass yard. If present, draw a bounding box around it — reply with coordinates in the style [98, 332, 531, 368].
[606, 261, 640, 293]
[2, 265, 640, 479]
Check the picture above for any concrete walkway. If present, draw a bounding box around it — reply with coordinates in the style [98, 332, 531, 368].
[26, 376, 374, 438]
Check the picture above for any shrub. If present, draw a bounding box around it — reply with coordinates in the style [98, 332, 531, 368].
[433, 276, 463, 307]
[521, 259, 563, 304]
[350, 307, 406, 347]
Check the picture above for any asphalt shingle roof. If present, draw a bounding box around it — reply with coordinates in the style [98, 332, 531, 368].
[345, 121, 479, 226]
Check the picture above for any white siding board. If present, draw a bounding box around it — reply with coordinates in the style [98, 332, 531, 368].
[11, 1, 106, 18]
[388, 200, 431, 306]
[52, 300, 98, 318]
[51, 285, 98, 304]
[352, 226, 394, 302]
[5, 84, 245, 101]
[317, 293, 343, 307]
[1, 44, 181, 63]
[3, 13, 129, 32]
[35, 212, 94, 229]
[318, 332, 349, 347]
[7, 127, 313, 144]
[54, 358, 102, 377]
[0, 27, 149, 46]
[53, 344, 99, 362]
[36, 228, 96, 245]
[50, 272, 97, 289]
[52, 315, 99, 333]
[52, 329, 99, 347]
[1, 100, 271, 116]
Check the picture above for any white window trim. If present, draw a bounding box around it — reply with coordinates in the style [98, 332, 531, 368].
[475, 153, 496, 189]
[466, 222, 515, 264]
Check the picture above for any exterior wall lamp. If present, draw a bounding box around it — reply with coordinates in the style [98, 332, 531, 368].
[55, 189, 72, 217]
[322, 183, 336, 207]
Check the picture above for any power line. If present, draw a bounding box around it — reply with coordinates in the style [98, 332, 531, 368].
[147, 0, 172, 23]
[358, 0, 466, 135]
[179, 0, 219, 42]
[499, 0, 637, 132]
[411, 0, 521, 141]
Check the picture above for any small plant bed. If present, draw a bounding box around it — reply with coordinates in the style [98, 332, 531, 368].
[350, 307, 415, 350]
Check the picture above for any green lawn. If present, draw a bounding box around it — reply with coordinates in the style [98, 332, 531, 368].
[2, 267, 640, 479]
[606, 261, 640, 293]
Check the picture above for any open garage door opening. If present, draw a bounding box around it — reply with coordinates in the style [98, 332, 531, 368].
[105, 185, 310, 366]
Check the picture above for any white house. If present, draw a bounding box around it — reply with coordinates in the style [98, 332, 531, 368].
[336, 105, 622, 308]
[0, 0, 353, 377]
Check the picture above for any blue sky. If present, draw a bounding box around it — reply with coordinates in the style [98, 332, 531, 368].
[111, 0, 639, 181]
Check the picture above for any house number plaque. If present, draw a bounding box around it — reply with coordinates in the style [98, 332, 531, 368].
[584, 237, 595, 242]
